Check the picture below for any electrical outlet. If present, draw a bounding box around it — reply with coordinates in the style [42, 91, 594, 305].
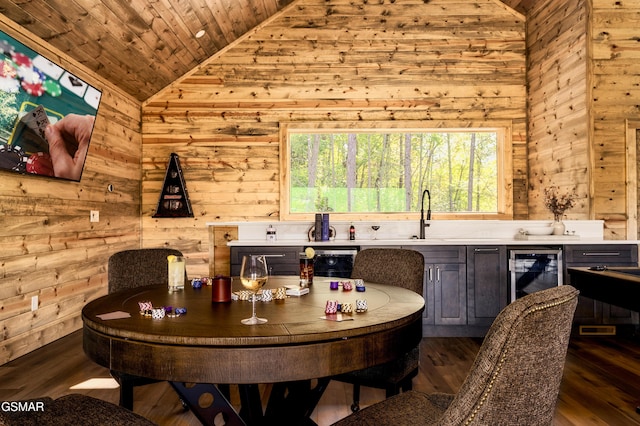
[90, 210, 99, 222]
[31, 295, 38, 311]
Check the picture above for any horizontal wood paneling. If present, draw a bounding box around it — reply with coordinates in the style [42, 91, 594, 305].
[142, 0, 528, 258]
[0, 17, 142, 364]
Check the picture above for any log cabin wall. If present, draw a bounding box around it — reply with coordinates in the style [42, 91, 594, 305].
[0, 17, 142, 364]
[526, 0, 590, 223]
[590, 0, 640, 239]
[527, 0, 640, 240]
[142, 0, 528, 274]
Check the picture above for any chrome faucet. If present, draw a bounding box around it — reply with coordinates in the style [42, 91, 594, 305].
[419, 189, 431, 239]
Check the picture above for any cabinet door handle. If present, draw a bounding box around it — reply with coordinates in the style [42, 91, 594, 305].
[582, 252, 620, 256]
[474, 248, 499, 252]
[428, 267, 433, 282]
[436, 267, 440, 282]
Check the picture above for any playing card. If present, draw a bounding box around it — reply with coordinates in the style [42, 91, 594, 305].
[21, 104, 50, 140]
[32, 54, 64, 80]
[59, 70, 88, 97]
[11, 104, 50, 154]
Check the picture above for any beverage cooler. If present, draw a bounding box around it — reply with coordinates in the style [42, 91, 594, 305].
[508, 247, 563, 302]
[306, 247, 359, 277]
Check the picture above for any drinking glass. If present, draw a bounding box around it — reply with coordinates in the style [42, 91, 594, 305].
[167, 255, 185, 292]
[371, 225, 381, 240]
[240, 255, 268, 325]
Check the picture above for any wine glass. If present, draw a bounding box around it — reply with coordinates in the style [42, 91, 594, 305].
[371, 225, 381, 240]
[240, 255, 269, 325]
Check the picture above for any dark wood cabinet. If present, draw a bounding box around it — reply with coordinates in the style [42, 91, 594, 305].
[407, 246, 467, 326]
[230, 246, 302, 276]
[466, 245, 508, 326]
[563, 244, 639, 325]
[230, 242, 639, 333]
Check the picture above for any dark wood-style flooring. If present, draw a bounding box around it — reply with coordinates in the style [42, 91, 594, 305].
[0, 330, 639, 425]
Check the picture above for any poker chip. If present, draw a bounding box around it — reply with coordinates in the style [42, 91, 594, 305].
[0, 60, 16, 78]
[0, 143, 28, 172]
[32, 66, 46, 82]
[0, 76, 20, 93]
[11, 52, 31, 68]
[0, 40, 14, 55]
[21, 80, 44, 96]
[17, 66, 43, 84]
[26, 152, 54, 176]
[43, 79, 62, 97]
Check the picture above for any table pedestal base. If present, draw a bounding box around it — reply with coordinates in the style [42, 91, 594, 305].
[170, 382, 245, 425]
[265, 378, 330, 425]
[169, 379, 330, 426]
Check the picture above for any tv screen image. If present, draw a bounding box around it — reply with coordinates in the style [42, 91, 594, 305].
[0, 29, 101, 182]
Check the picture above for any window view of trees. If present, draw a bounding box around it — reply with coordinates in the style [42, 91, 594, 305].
[289, 130, 499, 214]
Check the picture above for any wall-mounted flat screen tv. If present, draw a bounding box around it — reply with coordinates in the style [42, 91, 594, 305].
[0, 29, 101, 182]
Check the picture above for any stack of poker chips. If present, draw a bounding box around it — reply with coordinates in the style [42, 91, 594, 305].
[262, 289, 273, 301]
[355, 299, 368, 313]
[138, 301, 186, 318]
[329, 280, 363, 291]
[324, 300, 366, 315]
[274, 287, 287, 300]
[341, 302, 354, 313]
[325, 300, 339, 314]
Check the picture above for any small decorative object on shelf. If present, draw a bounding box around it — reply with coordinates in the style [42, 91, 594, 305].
[544, 186, 576, 235]
[153, 153, 193, 218]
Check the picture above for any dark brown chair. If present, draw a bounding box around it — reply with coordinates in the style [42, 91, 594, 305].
[332, 248, 425, 412]
[0, 394, 157, 425]
[332, 285, 579, 426]
[107, 248, 187, 410]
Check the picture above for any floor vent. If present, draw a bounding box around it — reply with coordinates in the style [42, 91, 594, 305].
[579, 325, 616, 336]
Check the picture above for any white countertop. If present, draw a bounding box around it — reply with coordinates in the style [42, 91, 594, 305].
[210, 219, 639, 247]
[226, 238, 634, 247]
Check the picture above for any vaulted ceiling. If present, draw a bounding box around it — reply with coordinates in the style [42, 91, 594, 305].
[0, 0, 534, 102]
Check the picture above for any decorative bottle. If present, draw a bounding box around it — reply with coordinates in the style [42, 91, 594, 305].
[266, 224, 277, 242]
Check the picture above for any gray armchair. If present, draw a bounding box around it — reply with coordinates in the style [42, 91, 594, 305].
[107, 248, 186, 410]
[332, 284, 579, 425]
[332, 248, 425, 412]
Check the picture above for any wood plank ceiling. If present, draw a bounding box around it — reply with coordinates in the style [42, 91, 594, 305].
[0, 0, 532, 102]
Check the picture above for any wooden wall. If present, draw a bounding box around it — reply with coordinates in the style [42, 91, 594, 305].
[142, 0, 528, 273]
[526, 0, 590, 222]
[5, 0, 638, 363]
[527, 0, 640, 240]
[590, 0, 640, 239]
[0, 17, 142, 364]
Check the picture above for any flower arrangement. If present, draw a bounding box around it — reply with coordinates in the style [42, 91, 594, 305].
[544, 186, 576, 219]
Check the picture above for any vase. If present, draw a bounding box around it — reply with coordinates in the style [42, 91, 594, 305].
[552, 214, 565, 235]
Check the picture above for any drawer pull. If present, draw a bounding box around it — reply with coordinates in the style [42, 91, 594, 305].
[582, 252, 621, 256]
[474, 248, 499, 252]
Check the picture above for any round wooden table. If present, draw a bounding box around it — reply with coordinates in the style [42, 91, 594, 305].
[82, 276, 424, 425]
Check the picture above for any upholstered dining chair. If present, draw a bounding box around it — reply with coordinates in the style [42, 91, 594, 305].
[332, 284, 580, 426]
[108, 248, 187, 410]
[332, 248, 425, 412]
[0, 394, 157, 425]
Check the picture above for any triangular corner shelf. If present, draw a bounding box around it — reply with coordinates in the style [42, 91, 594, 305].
[153, 153, 194, 218]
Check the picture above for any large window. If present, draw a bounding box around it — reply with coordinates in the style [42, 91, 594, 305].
[280, 122, 512, 220]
